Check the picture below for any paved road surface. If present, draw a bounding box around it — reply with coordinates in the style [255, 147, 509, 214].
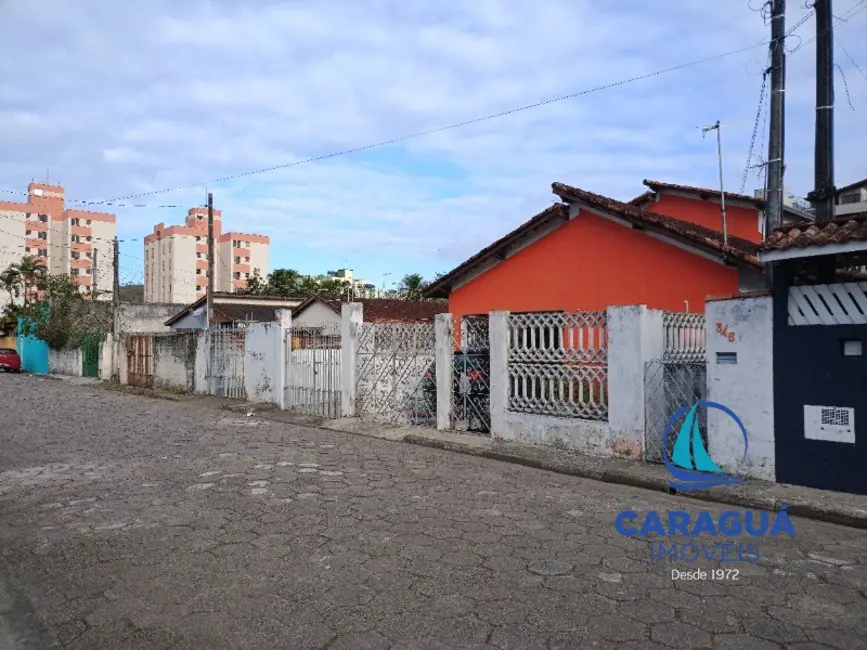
[1, 374, 867, 649]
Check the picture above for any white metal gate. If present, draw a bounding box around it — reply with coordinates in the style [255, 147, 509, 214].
[355, 322, 436, 426]
[284, 322, 342, 418]
[207, 327, 247, 400]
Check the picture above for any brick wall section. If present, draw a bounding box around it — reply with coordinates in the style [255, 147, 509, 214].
[360, 299, 448, 323]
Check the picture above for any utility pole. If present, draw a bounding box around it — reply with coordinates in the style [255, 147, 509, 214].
[766, 0, 787, 239]
[206, 193, 215, 329]
[112, 236, 120, 381]
[808, 0, 835, 222]
[92, 246, 98, 299]
[702, 120, 728, 249]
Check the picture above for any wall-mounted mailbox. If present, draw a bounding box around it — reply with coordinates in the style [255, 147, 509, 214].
[842, 340, 863, 357]
[716, 352, 737, 365]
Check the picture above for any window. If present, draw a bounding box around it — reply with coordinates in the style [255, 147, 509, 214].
[71, 252, 80, 260]
[245, 257, 250, 263]
[38, 214, 47, 223]
[196, 236, 202, 242]
[71, 218, 79, 226]
[841, 192, 862, 205]
[37, 232, 47, 240]
[39, 248, 47, 257]
[71, 235, 80, 243]
[233, 272, 240, 279]
[24, 247, 30, 253]
[86, 220, 91, 225]
[71, 269, 79, 277]
[234, 257, 240, 263]
[86, 252, 92, 259]
[86, 236, 92, 242]
[25, 229, 31, 236]
[196, 269, 202, 275]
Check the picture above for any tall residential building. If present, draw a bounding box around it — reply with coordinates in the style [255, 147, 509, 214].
[0, 182, 116, 306]
[143, 206, 269, 304]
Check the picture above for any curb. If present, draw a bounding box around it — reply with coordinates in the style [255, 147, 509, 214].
[403, 435, 867, 530]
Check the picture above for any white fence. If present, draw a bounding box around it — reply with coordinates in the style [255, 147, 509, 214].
[355, 321, 437, 426]
[507, 311, 609, 420]
[663, 312, 706, 363]
[207, 327, 247, 400]
[284, 322, 342, 418]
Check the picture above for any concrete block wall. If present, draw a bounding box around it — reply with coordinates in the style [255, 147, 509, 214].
[244, 322, 282, 405]
[706, 294, 775, 481]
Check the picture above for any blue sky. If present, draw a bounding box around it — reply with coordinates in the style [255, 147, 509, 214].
[1, 0, 866, 290]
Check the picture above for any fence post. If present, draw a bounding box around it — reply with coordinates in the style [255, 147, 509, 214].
[435, 313, 454, 430]
[275, 309, 292, 410]
[489, 310, 509, 439]
[606, 305, 664, 459]
[341, 302, 363, 417]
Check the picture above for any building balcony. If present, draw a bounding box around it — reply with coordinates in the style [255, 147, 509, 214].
[234, 247, 251, 257]
[234, 279, 248, 290]
[25, 221, 47, 232]
[196, 244, 208, 255]
[70, 225, 92, 237]
[196, 259, 208, 270]
[25, 237, 46, 249]
[234, 263, 250, 274]
[70, 259, 91, 269]
[71, 242, 93, 253]
[72, 275, 92, 287]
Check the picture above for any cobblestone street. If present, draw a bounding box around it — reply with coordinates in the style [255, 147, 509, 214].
[1, 374, 867, 649]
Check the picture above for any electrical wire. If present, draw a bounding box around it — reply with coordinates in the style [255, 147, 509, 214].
[837, 37, 867, 84]
[82, 41, 787, 206]
[740, 65, 769, 194]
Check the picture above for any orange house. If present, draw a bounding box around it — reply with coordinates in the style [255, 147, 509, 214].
[426, 181, 812, 322]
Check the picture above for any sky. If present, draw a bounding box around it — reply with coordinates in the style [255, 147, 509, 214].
[1, 0, 866, 291]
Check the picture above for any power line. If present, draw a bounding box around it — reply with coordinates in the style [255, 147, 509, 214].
[837, 37, 867, 84]
[740, 64, 770, 194]
[86, 41, 786, 206]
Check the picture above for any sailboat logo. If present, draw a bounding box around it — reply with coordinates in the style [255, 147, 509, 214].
[662, 401, 748, 491]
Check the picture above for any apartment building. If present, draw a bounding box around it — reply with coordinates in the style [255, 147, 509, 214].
[837, 178, 867, 216]
[143, 206, 269, 304]
[0, 182, 116, 306]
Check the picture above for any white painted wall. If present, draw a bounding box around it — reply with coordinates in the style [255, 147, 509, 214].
[488, 305, 663, 458]
[48, 347, 82, 376]
[194, 333, 208, 393]
[706, 294, 775, 481]
[118, 303, 187, 333]
[244, 322, 281, 404]
[293, 302, 341, 328]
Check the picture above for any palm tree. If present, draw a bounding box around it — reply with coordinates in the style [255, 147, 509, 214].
[12, 256, 47, 304]
[397, 273, 428, 300]
[0, 265, 22, 303]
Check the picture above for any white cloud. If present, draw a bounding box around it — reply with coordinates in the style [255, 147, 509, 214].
[0, 0, 865, 280]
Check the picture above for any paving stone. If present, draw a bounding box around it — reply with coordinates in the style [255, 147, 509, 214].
[0, 375, 866, 648]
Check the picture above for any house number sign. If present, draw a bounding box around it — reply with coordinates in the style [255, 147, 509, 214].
[715, 321, 736, 342]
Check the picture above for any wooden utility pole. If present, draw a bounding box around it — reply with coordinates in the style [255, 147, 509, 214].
[765, 0, 786, 238]
[809, 0, 835, 222]
[206, 193, 215, 329]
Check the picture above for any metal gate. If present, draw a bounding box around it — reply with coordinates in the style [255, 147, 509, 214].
[356, 322, 436, 426]
[127, 334, 153, 388]
[644, 360, 707, 463]
[81, 336, 100, 378]
[207, 328, 247, 400]
[284, 322, 341, 418]
[455, 315, 490, 433]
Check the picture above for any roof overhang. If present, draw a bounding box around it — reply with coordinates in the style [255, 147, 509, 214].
[759, 239, 867, 263]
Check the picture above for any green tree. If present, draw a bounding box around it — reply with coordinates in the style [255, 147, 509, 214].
[19, 274, 112, 349]
[0, 264, 22, 303]
[13, 256, 48, 304]
[397, 273, 428, 300]
[241, 270, 268, 296]
[268, 269, 302, 296]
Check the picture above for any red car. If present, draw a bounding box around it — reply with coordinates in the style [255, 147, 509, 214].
[0, 348, 21, 373]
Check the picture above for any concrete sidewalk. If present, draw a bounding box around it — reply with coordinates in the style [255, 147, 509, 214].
[87, 379, 867, 530]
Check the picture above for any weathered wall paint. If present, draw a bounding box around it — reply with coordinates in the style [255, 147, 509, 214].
[118, 303, 186, 333]
[448, 211, 739, 324]
[244, 322, 281, 405]
[152, 333, 197, 392]
[706, 294, 775, 481]
[48, 347, 82, 377]
[293, 302, 340, 328]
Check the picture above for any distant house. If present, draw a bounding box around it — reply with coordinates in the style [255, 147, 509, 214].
[165, 293, 303, 330]
[292, 297, 448, 327]
[836, 177, 867, 216]
[425, 181, 777, 321]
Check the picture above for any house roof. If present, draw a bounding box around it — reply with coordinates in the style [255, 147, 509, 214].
[293, 296, 448, 323]
[165, 293, 303, 326]
[425, 185, 762, 299]
[837, 177, 867, 196]
[636, 179, 814, 222]
[425, 204, 567, 298]
[213, 304, 284, 323]
[758, 212, 867, 257]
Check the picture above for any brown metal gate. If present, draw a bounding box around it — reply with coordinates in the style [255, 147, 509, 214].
[127, 334, 153, 388]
